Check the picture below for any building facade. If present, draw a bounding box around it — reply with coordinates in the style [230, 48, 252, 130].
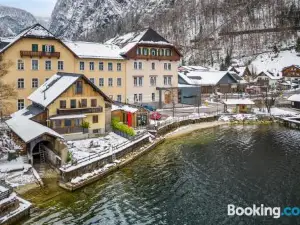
[282, 65, 300, 83]
[0, 24, 125, 114]
[106, 28, 181, 108]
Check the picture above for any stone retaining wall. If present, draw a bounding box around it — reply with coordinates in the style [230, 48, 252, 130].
[60, 136, 149, 183]
[157, 116, 218, 136]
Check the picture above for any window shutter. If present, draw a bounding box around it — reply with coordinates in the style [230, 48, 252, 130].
[51, 45, 55, 53]
[42, 45, 45, 52]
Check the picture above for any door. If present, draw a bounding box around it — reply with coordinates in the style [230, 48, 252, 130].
[164, 91, 171, 104]
[127, 112, 132, 127]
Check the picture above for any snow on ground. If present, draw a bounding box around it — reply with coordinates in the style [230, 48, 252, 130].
[219, 114, 258, 122]
[250, 50, 300, 75]
[67, 132, 128, 161]
[253, 107, 299, 116]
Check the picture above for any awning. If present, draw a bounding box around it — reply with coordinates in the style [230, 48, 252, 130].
[50, 114, 86, 120]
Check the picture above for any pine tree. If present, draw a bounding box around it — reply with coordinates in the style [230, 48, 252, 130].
[296, 38, 300, 53]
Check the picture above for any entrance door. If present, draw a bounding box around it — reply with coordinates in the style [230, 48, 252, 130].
[127, 112, 132, 127]
[165, 91, 171, 104]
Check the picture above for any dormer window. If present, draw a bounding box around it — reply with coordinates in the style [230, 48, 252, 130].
[136, 47, 142, 55]
[165, 49, 171, 56]
[160, 49, 165, 56]
[151, 48, 157, 56]
[42, 45, 55, 53]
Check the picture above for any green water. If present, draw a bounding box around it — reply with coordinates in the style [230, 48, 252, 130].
[20, 125, 300, 225]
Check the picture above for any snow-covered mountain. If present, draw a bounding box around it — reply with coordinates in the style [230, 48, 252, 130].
[49, 0, 300, 66]
[0, 5, 37, 37]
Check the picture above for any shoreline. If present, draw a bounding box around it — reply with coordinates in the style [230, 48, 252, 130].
[165, 121, 229, 138]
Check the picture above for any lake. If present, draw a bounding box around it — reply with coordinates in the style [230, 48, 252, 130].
[21, 125, 300, 225]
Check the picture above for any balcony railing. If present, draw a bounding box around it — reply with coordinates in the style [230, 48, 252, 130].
[57, 107, 103, 115]
[52, 126, 83, 134]
[20, 51, 60, 58]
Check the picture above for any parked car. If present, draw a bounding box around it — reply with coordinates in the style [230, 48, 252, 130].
[141, 104, 156, 111]
[150, 112, 162, 120]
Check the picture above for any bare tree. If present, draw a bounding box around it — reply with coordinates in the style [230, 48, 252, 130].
[0, 56, 17, 118]
[260, 87, 279, 114]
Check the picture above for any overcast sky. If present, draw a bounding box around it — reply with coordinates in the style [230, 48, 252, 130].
[0, 0, 57, 17]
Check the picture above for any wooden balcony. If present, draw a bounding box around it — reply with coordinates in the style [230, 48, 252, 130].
[57, 107, 103, 115]
[133, 55, 180, 61]
[52, 126, 83, 134]
[20, 51, 60, 58]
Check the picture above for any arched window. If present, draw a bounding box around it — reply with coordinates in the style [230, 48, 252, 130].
[151, 48, 157, 56]
[143, 48, 149, 56]
[160, 49, 165, 56]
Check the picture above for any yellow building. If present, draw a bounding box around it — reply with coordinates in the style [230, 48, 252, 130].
[0, 24, 125, 114]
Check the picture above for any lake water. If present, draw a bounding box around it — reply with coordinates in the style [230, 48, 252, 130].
[21, 125, 300, 225]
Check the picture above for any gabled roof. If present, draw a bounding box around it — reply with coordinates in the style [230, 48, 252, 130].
[6, 104, 62, 143]
[106, 28, 175, 56]
[63, 41, 123, 60]
[28, 72, 112, 108]
[257, 71, 281, 80]
[0, 23, 57, 53]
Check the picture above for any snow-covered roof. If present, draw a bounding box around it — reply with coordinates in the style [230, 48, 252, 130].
[112, 104, 138, 113]
[11, 104, 44, 119]
[0, 24, 56, 53]
[106, 28, 172, 55]
[179, 65, 210, 72]
[187, 71, 233, 85]
[228, 66, 247, 76]
[6, 113, 62, 143]
[288, 94, 300, 102]
[258, 71, 281, 80]
[222, 99, 255, 105]
[28, 73, 79, 108]
[63, 41, 123, 60]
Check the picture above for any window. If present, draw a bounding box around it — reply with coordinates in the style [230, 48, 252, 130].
[60, 100, 66, 109]
[117, 78, 122, 86]
[45, 60, 51, 70]
[117, 63, 122, 71]
[151, 62, 155, 70]
[81, 99, 87, 108]
[165, 49, 171, 56]
[89, 78, 95, 84]
[134, 94, 138, 102]
[164, 63, 171, 71]
[43, 45, 54, 53]
[93, 115, 98, 123]
[75, 119, 81, 126]
[54, 120, 62, 128]
[89, 62, 94, 71]
[32, 44, 38, 52]
[117, 95, 122, 102]
[108, 78, 113, 87]
[99, 62, 104, 71]
[17, 60, 24, 70]
[91, 99, 97, 107]
[70, 99, 76, 108]
[17, 99, 24, 110]
[150, 76, 157, 86]
[32, 78, 38, 88]
[152, 93, 155, 102]
[99, 78, 104, 87]
[164, 76, 172, 85]
[137, 47, 142, 55]
[139, 94, 143, 102]
[75, 81, 83, 94]
[143, 48, 149, 55]
[65, 119, 71, 127]
[108, 62, 113, 71]
[17, 78, 24, 89]
[134, 62, 138, 70]
[160, 49, 164, 56]
[58, 61, 64, 71]
[151, 48, 157, 56]
[134, 77, 143, 87]
[138, 62, 143, 70]
[79, 61, 85, 70]
[32, 60, 38, 70]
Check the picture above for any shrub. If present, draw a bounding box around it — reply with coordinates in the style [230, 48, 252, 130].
[111, 117, 135, 136]
[81, 121, 90, 129]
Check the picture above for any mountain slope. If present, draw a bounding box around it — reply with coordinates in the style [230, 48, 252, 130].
[49, 0, 300, 66]
[0, 5, 37, 37]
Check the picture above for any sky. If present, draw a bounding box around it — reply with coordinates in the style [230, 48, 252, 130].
[0, 0, 57, 17]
